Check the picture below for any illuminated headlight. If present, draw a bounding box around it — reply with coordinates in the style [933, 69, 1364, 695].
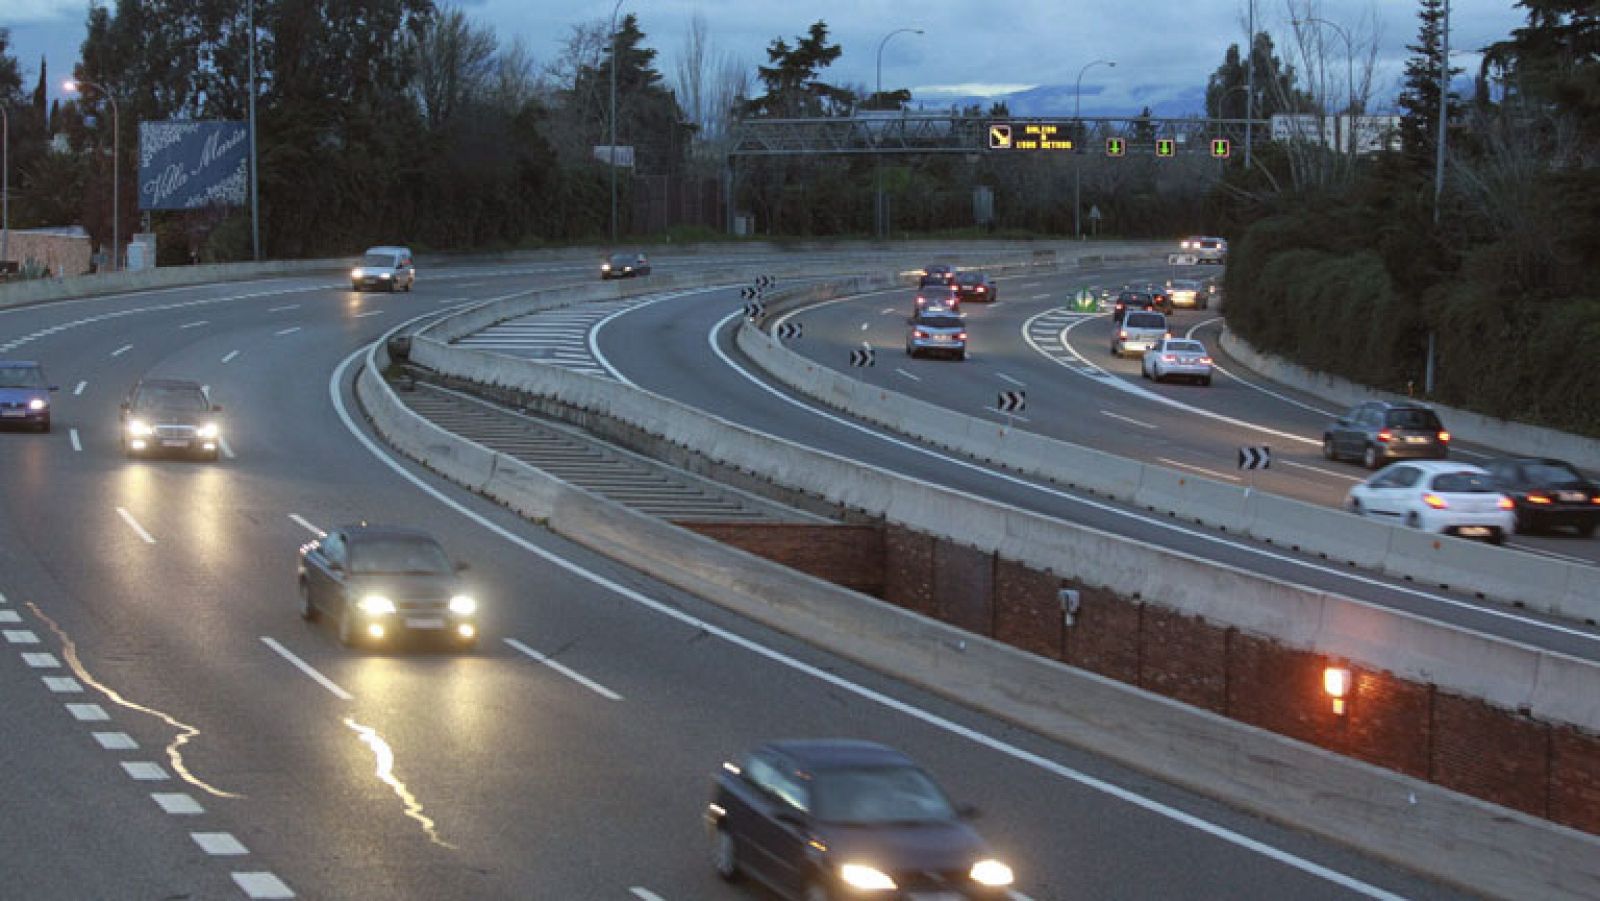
[970, 859, 1014, 887]
[378, 272, 392, 279]
[358, 595, 396, 615]
[28, 398, 47, 411]
[352, 268, 365, 278]
[448, 595, 477, 616]
[602, 263, 612, 271]
[197, 422, 220, 438]
[127, 419, 154, 437]
[839, 864, 896, 891]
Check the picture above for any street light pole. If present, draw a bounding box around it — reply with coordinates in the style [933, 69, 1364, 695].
[248, 0, 261, 261]
[874, 27, 922, 239]
[1295, 17, 1357, 151]
[1, 104, 9, 269]
[64, 79, 119, 272]
[609, 0, 624, 245]
[1073, 59, 1114, 241]
[1245, 0, 1255, 168]
[1433, 0, 1450, 224]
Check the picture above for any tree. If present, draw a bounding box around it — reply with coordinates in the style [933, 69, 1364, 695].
[409, 6, 498, 131]
[1398, 0, 1461, 172]
[744, 21, 852, 118]
[1206, 32, 1314, 121]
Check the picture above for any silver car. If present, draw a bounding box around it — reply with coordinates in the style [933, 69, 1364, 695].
[1142, 338, 1214, 385]
[351, 245, 415, 292]
[1166, 279, 1209, 309]
[906, 308, 967, 360]
[1112, 310, 1168, 357]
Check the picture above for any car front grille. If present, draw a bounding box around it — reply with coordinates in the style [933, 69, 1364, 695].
[155, 425, 196, 439]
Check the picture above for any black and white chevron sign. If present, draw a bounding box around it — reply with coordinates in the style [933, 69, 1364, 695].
[997, 390, 1026, 413]
[777, 322, 803, 341]
[754, 275, 776, 288]
[1238, 446, 1272, 470]
[742, 300, 765, 319]
[739, 285, 764, 300]
[850, 347, 876, 367]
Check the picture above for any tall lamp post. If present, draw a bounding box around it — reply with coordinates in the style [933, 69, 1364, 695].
[1, 104, 9, 269]
[248, 0, 260, 261]
[874, 27, 922, 238]
[1073, 59, 1115, 241]
[1245, 0, 1255, 168]
[1295, 17, 1357, 152]
[1433, 0, 1450, 225]
[64, 79, 119, 272]
[609, 0, 625, 245]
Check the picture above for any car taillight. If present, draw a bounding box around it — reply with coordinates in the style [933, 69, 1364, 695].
[977, 286, 986, 292]
[913, 330, 928, 338]
[1162, 354, 1176, 363]
[1422, 493, 1448, 509]
[1438, 431, 1451, 443]
[1498, 497, 1515, 510]
[1591, 495, 1600, 505]
[1376, 430, 1393, 443]
[1526, 494, 1552, 505]
[1199, 357, 1213, 364]
[957, 332, 967, 340]
[1119, 329, 1128, 338]
[917, 296, 926, 305]
[1164, 332, 1173, 339]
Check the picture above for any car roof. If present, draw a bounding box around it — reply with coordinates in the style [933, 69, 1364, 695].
[134, 378, 205, 390]
[1384, 461, 1488, 474]
[763, 739, 916, 770]
[0, 361, 42, 368]
[364, 245, 410, 254]
[336, 524, 443, 545]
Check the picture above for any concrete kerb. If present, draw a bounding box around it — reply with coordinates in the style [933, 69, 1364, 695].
[357, 322, 1600, 901]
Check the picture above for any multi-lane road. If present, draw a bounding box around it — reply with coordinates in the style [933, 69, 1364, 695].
[0, 251, 1579, 899]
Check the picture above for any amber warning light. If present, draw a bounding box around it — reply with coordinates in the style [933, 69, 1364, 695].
[1324, 666, 1352, 716]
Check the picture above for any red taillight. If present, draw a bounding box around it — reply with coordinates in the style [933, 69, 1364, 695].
[1376, 430, 1393, 443]
[1165, 332, 1173, 339]
[1119, 329, 1128, 338]
[1161, 354, 1176, 363]
[1438, 431, 1451, 443]
[1498, 497, 1515, 510]
[1526, 494, 1552, 505]
[1591, 496, 1600, 505]
[913, 330, 927, 338]
[957, 332, 967, 340]
[916, 296, 926, 305]
[1422, 493, 1448, 509]
[1199, 357, 1213, 364]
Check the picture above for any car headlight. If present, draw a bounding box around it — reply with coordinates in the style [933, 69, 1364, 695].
[379, 272, 392, 279]
[352, 268, 365, 278]
[448, 595, 477, 616]
[197, 422, 219, 438]
[602, 263, 612, 271]
[127, 419, 154, 437]
[28, 398, 47, 411]
[358, 595, 396, 615]
[970, 859, 1014, 887]
[839, 864, 896, 891]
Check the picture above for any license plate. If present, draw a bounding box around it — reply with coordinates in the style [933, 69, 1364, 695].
[1405, 436, 1429, 444]
[908, 893, 963, 901]
[0, 410, 24, 418]
[1557, 490, 1586, 502]
[933, 335, 950, 342]
[161, 439, 189, 447]
[405, 617, 446, 629]
[1458, 526, 1491, 537]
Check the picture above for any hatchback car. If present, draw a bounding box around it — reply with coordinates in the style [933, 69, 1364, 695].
[1345, 462, 1515, 544]
[0, 361, 58, 432]
[120, 379, 223, 460]
[952, 271, 997, 303]
[922, 264, 956, 283]
[351, 245, 415, 292]
[601, 252, 651, 280]
[297, 524, 479, 649]
[1484, 457, 1599, 537]
[707, 739, 1015, 900]
[1112, 291, 1159, 323]
[1112, 310, 1169, 357]
[906, 309, 967, 360]
[913, 284, 962, 317]
[1323, 401, 1450, 469]
[1142, 338, 1213, 384]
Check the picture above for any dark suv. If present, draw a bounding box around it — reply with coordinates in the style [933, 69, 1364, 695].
[120, 378, 224, 460]
[1484, 457, 1598, 537]
[1323, 401, 1450, 469]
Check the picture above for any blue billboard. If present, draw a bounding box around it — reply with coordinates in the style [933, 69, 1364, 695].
[138, 121, 249, 211]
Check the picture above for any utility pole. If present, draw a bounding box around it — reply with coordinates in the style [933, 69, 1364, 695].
[248, 0, 261, 261]
[1245, 0, 1255, 169]
[1432, 0, 1450, 223]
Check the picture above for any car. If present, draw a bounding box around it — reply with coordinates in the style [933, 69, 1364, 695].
[1345, 461, 1516, 545]
[1179, 236, 1228, 264]
[706, 739, 1015, 900]
[1142, 338, 1213, 384]
[1165, 278, 1210, 310]
[351, 245, 415, 292]
[601, 252, 651, 280]
[1323, 401, 1450, 469]
[297, 524, 479, 649]
[120, 379, 223, 460]
[1484, 457, 1600, 537]
[922, 264, 956, 283]
[952, 271, 997, 303]
[1137, 282, 1175, 314]
[1112, 310, 1169, 358]
[1112, 291, 1159, 323]
[912, 284, 962, 317]
[906, 308, 967, 360]
[0, 361, 58, 432]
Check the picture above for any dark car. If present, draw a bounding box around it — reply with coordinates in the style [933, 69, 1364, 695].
[0, 361, 58, 432]
[923, 264, 956, 284]
[913, 284, 962, 318]
[916, 274, 949, 290]
[907, 309, 967, 360]
[1112, 291, 1159, 323]
[297, 524, 479, 649]
[952, 271, 997, 303]
[120, 378, 223, 460]
[707, 740, 1015, 900]
[1323, 401, 1450, 469]
[1485, 457, 1599, 537]
[601, 252, 651, 280]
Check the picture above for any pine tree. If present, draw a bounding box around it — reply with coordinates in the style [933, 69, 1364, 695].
[1398, 0, 1461, 172]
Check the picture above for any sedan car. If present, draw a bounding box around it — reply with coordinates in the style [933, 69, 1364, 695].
[1323, 401, 1450, 469]
[906, 308, 967, 360]
[0, 361, 58, 432]
[120, 378, 223, 460]
[952, 271, 997, 303]
[1484, 457, 1599, 537]
[1142, 338, 1213, 384]
[1345, 462, 1515, 544]
[1112, 291, 1159, 323]
[922, 264, 956, 284]
[913, 284, 962, 317]
[1179, 236, 1228, 264]
[297, 524, 479, 649]
[1165, 278, 1209, 310]
[601, 252, 651, 280]
[707, 739, 1015, 900]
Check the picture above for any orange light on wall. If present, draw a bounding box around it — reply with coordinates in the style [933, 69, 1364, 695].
[1324, 666, 1352, 715]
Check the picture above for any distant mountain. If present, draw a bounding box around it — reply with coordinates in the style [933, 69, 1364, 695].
[910, 82, 1210, 119]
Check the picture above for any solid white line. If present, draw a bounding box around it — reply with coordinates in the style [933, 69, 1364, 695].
[180, 320, 208, 329]
[589, 286, 730, 383]
[630, 889, 667, 901]
[267, 304, 300, 312]
[354, 310, 384, 318]
[152, 792, 204, 815]
[115, 507, 157, 544]
[122, 761, 169, 781]
[985, 408, 1032, 423]
[333, 343, 1401, 901]
[219, 436, 235, 459]
[288, 514, 324, 537]
[259, 636, 353, 701]
[895, 367, 922, 382]
[73, 380, 87, 395]
[93, 732, 138, 750]
[111, 344, 133, 357]
[1101, 410, 1157, 430]
[70, 429, 82, 452]
[504, 638, 623, 700]
[192, 832, 249, 856]
[222, 350, 240, 364]
[1158, 457, 1242, 482]
[997, 372, 1027, 387]
[275, 327, 301, 336]
[1279, 460, 1364, 483]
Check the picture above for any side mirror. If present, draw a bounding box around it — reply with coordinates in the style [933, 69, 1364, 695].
[211, 404, 224, 412]
[454, 561, 470, 572]
[957, 803, 981, 820]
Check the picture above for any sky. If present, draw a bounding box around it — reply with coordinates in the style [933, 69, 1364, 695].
[4, 0, 1530, 117]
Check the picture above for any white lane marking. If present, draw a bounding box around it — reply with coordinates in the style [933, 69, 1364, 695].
[1031, 293, 1050, 300]
[1101, 410, 1157, 430]
[1507, 543, 1596, 565]
[588, 286, 734, 381]
[222, 350, 240, 364]
[93, 732, 138, 750]
[1279, 460, 1364, 483]
[267, 304, 300, 312]
[0, 610, 18, 623]
[3, 630, 40, 644]
[202, 384, 210, 397]
[116, 507, 157, 544]
[1186, 318, 1336, 417]
[1158, 457, 1242, 482]
[997, 372, 1027, 388]
[630, 889, 666, 901]
[23, 653, 61, 668]
[354, 310, 385, 318]
[260, 636, 352, 701]
[332, 344, 1403, 901]
[69, 429, 82, 452]
[219, 436, 235, 459]
[122, 761, 169, 781]
[880, 306, 896, 314]
[721, 306, 1600, 643]
[274, 327, 301, 336]
[152, 793, 204, 815]
[985, 408, 1032, 423]
[43, 675, 82, 692]
[505, 638, 623, 700]
[193, 832, 249, 856]
[1021, 281, 1042, 288]
[437, 297, 467, 305]
[67, 703, 110, 721]
[895, 368, 922, 382]
[288, 514, 325, 537]
[233, 871, 295, 899]
[73, 380, 87, 395]
[111, 344, 133, 357]
[180, 320, 209, 329]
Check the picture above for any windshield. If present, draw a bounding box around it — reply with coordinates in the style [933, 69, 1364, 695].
[1167, 341, 1205, 354]
[1432, 473, 1496, 493]
[1386, 409, 1441, 430]
[1522, 462, 1586, 485]
[361, 253, 397, 267]
[134, 385, 209, 410]
[955, 273, 984, 285]
[1126, 313, 1165, 328]
[917, 315, 963, 329]
[349, 537, 453, 574]
[811, 766, 957, 825]
[607, 254, 635, 266]
[1170, 280, 1201, 290]
[0, 366, 46, 389]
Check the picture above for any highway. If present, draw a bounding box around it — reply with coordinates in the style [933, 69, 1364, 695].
[0, 255, 1469, 899]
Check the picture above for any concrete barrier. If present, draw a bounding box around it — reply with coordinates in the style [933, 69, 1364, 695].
[1387, 526, 1575, 615]
[1243, 491, 1396, 568]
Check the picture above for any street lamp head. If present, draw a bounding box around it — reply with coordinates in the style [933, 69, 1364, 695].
[62, 80, 79, 93]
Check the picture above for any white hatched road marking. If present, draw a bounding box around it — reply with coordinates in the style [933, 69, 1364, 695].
[74, 380, 87, 395]
[122, 761, 170, 781]
[43, 675, 82, 692]
[260, 637, 352, 701]
[116, 507, 157, 544]
[23, 653, 61, 668]
[1158, 457, 1242, 482]
[67, 703, 110, 721]
[289, 514, 324, 536]
[4, 630, 40, 644]
[233, 871, 295, 898]
[222, 350, 240, 363]
[70, 428, 82, 452]
[152, 792, 204, 815]
[1101, 410, 1157, 430]
[93, 732, 139, 750]
[505, 638, 623, 700]
[193, 832, 249, 856]
[0, 610, 18, 623]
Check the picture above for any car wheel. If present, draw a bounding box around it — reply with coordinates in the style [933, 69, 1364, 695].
[1322, 436, 1337, 461]
[710, 827, 742, 882]
[1200, 375, 1212, 386]
[1405, 511, 1421, 529]
[1578, 522, 1596, 539]
[298, 581, 319, 622]
[337, 605, 360, 648]
[1362, 445, 1381, 470]
[1488, 530, 1506, 546]
[1347, 497, 1363, 516]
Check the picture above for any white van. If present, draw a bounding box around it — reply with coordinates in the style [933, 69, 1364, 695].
[351, 246, 415, 292]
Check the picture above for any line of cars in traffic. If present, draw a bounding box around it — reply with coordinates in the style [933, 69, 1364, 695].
[904, 265, 998, 361]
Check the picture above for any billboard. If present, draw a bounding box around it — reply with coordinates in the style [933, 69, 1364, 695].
[138, 121, 249, 210]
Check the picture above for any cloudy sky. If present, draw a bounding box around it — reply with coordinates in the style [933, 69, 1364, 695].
[6, 0, 1528, 115]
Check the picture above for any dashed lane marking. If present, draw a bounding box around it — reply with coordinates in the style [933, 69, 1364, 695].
[116, 507, 157, 544]
[232, 872, 295, 899]
[505, 638, 623, 700]
[895, 368, 922, 382]
[0, 610, 18, 623]
[92, 732, 138, 750]
[152, 792, 204, 815]
[4, 630, 40, 644]
[1158, 457, 1241, 482]
[67, 703, 110, 721]
[222, 350, 240, 363]
[192, 832, 249, 856]
[274, 327, 301, 336]
[1278, 460, 1363, 482]
[23, 652, 60, 668]
[1101, 410, 1157, 430]
[260, 637, 352, 701]
[122, 762, 169, 781]
[288, 514, 324, 537]
[70, 429, 81, 452]
[997, 372, 1027, 388]
[179, 320, 209, 330]
[42, 676, 82, 692]
[111, 344, 133, 357]
[73, 380, 87, 395]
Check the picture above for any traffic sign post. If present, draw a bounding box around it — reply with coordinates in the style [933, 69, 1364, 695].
[851, 346, 876, 368]
[1238, 445, 1271, 493]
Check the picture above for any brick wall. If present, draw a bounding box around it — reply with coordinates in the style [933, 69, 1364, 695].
[677, 523, 884, 596]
